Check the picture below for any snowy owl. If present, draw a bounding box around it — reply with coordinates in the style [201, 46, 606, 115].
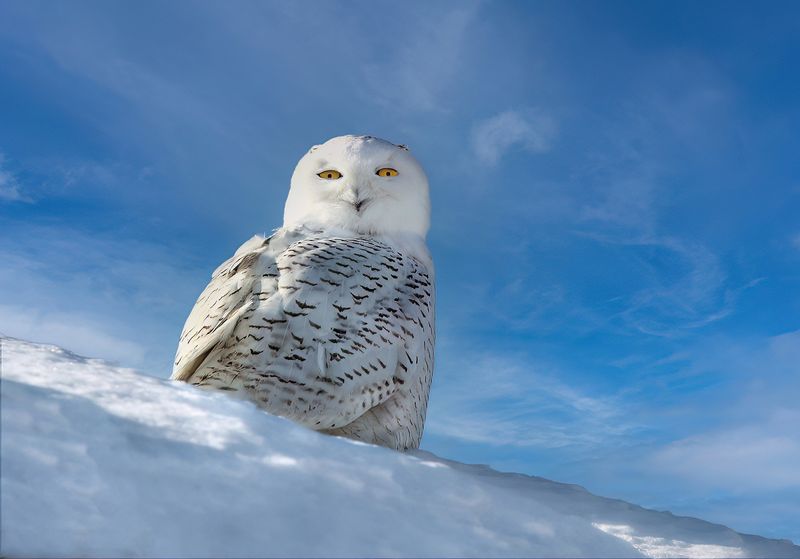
[172, 135, 435, 450]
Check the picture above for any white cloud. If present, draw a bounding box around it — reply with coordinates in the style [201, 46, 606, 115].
[0, 224, 209, 374]
[578, 174, 658, 234]
[0, 306, 147, 368]
[472, 109, 556, 165]
[639, 330, 800, 492]
[362, 4, 479, 112]
[0, 153, 33, 203]
[649, 410, 800, 491]
[426, 349, 631, 449]
[617, 236, 732, 335]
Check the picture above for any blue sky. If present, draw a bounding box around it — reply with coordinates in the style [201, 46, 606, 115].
[1, 0, 799, 543]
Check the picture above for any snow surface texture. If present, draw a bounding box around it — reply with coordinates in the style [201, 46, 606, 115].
[2, 337, 798, 558]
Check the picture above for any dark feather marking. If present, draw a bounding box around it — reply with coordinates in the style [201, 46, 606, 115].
[284, 310, 308, 317]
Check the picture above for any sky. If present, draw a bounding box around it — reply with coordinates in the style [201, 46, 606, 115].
[1, 0, 798, 543]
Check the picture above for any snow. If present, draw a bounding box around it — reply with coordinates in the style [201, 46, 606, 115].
[1, 337, 797, 558]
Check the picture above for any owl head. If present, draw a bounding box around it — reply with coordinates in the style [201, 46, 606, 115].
[283, 135, 430, 238]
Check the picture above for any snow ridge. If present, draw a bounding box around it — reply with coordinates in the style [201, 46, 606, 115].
[1, 337, 798, 558]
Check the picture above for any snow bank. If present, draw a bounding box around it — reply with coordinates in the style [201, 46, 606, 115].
[1, 337, 797, 558]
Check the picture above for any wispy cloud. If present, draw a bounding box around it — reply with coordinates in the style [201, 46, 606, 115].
[426, 349, 633, 450]
[637, 329, 800, 494]
[0, 152, 33, 203]
[606, 235, 734, 336]
[471, 109, 556, 165]
[0, 306, 147, 368]
[453, 229, 741, 341]
[362, 4, 479, 112]
[649, 410, 800, 490]
[569, 232, 765, 338]
[0, 224, 209, 374]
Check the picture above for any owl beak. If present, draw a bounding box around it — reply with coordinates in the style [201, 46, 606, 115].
[340, 186, 370, 213]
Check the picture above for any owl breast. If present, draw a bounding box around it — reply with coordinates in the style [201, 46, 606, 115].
[186, 233, 435, 446]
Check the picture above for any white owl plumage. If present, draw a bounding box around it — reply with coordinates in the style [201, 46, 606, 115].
[172, 136, 435, 450]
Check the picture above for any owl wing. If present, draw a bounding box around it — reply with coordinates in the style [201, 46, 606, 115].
[321, 243, 435, 448]
[171, 235, 274, 382]
[173, 232, 433, 444]
[256, 235, 433, 430]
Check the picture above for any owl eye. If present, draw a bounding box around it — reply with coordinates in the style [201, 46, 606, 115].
[317, 170, 342, 180]
[376, 168, 399, 177]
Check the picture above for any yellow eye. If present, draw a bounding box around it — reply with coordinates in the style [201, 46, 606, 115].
[317, 170, 342, 180]
[376, 167, 399, 177]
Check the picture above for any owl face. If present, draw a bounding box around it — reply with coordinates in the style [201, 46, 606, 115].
[283, 135, 430, 238]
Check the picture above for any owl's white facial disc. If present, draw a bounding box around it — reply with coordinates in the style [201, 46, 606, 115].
[283, 135, 430, 238]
